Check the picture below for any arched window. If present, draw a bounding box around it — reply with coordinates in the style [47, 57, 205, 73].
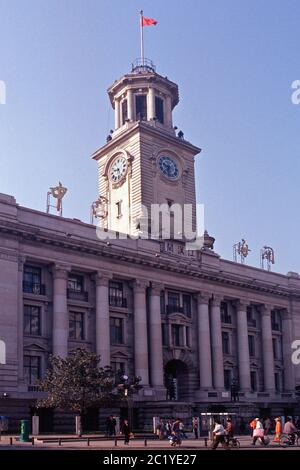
[0, 340, 6, 365]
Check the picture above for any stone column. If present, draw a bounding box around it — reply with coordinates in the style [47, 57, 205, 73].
[114, 99, 120, 129]
[210, 295, 224, 389]
[133, 280, 149, 386]
[261, 305, 276, 392]
[52, 264, 70, 357]
[149, 282, 164, 387]
[17, 256, 26, 382]
[281, 309, 295, 391]
[95, 272, 111, 367]
[148, 87, 155, 120]
[127, 88, 134, 121]
[197, 292, 213, 389]
[236, 301, 251, 391]
[164, 95, 172, 128]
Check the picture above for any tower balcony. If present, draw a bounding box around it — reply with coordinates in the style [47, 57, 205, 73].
[131, 58, 156, 74]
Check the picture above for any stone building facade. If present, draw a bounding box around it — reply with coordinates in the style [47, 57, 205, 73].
[0, 60, 300, 431]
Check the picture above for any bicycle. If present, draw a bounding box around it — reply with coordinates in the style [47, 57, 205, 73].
[227, 437, 240, 448]
[279, 432, 300, 447]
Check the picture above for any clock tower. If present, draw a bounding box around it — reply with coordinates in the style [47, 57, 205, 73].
[92, 59, 201, 239]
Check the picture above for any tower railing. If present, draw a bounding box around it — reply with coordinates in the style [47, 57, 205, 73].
[131, 58, 156, 73]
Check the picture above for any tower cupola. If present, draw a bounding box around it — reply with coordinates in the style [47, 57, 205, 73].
[108, 59, 179, 136]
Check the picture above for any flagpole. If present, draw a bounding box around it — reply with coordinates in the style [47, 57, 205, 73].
[140, 10, 144, 66]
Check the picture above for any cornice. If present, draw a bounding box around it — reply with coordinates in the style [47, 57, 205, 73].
[1, 219, 300, 300]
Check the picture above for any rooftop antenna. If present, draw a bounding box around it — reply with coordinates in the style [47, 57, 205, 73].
[46, 182, 67, 216]
[260, 246, 275, 271]
[233, 238, 251, 264]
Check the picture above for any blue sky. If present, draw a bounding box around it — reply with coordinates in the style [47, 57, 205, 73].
[0, 0, 299, 274]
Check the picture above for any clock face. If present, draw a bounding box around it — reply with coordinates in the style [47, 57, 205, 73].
[110, 156, 127, 182]
[157, 155, 180, 180]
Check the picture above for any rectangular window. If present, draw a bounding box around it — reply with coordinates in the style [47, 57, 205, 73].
[272, 337, 278, 359]
[121, 99, 128, 125]
[135, 95, 147, 120]
[271, 310, 281, 331]
[24, 355, 41, 384]
[274, 372, 281, 392]
[182, 294, 191, 317]
[23, 265, 44, 294]
[24, 305, 41, 336]
[160, 291, 165, 314]
[221, 302, 231, 324]
[168, 292, 180, 308]
[109, 281, 126, 307]
[69, 312, 85, 340]
[68, 274, 83, 293]
[250, 371, 257, 391]
[222, 331, 230, 355]
[116, 201, 122, 218]
[171, 324, 184, 347]
[111, 361, 125, 379]
[247, 306, 257, 327]
[224, 369, 232, 390]
[110, 317, 124, 344]
[248, 335, 255, 357]
[162, 323, 167, 346]
[186, 326, 190, 347]
[155, 96, 164, 124]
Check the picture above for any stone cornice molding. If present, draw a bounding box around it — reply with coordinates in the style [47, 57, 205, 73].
[1, 218, 300, 300]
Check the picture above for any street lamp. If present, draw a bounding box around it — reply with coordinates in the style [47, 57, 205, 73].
[118, 375, 142, 430]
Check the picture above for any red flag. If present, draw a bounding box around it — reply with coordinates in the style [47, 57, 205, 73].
[142, 16, 158, 27]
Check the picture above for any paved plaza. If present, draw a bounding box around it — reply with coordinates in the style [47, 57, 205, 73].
[0, 434, 298, 451]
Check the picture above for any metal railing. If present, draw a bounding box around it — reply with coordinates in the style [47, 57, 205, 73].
[131, 58, 156, 73]
[23, 282, 46, 295]
[67, 289, 88, 302]
[109, 296, 127, 308]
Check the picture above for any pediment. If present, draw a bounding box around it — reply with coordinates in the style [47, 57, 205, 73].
[23, 342, 47, 352]
[111, 349, 129, 359]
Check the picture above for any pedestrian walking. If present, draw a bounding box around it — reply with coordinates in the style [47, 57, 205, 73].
[192, 417, 199, 439]
[211, 419, 229, 450]
[121, 419, 131, 445]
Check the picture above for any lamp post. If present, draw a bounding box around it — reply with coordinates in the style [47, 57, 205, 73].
[118, 375, 142, 431]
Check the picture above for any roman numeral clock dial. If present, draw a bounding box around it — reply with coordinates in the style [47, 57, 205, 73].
[110, 156, 127, 183]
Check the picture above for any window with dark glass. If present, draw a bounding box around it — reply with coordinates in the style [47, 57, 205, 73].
[271, 310, 281, 331]
[168, 292, 180, 313]
[182, 294, 191, 317]
[248, 335, 255, 357]
[109, 281, 126, 307]
[111, 361, 125, 379]
[274, 372, 281, 392]
[69, 312, 85, 340]
[186, 327, 190, 347]
[110, 317, 124, 344]
[24, 305, 41, 336]
[162, 323, 167, 345]
[24, 355, 41, 384]
[247, 306, 257, 327]
[160, 291, 165, 314]
[222, 331, 230, 355]
[155, 96, 164, 124]
[224, 369, 232, 390]
[68, 274, 83, 293]
[23, 265, 44, 294]
[121, 99, 128, 125]
[221, 302, 231, 324]
[171, 324, 184, 347]
[250, 370, 257, 391]
[135, 95, 147, 120]
[272, 337, 278, 359]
